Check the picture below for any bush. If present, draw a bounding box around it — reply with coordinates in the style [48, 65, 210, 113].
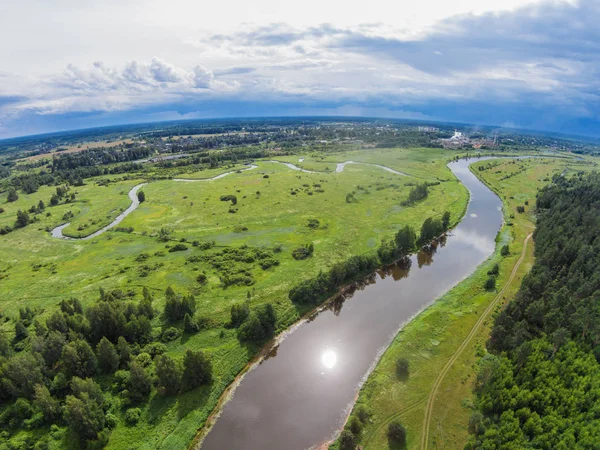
[307, 219, 320, 229]
[183, 313, 199, 333]
[387, 420, 407, 445]
[105, 413, 118, 429]
[168, 243, 188, 253]
[15, 210, 31, 228]
[181, 350, 212, 391]
[143, 342, 166, 357]
[155, 354, 182, 395]
[163, 287, 196, 322]
[137, 191, 145, 203]
[500, 244, 510, 257]
[403, 183, 428, 205]
[125, 408, 141, 425]
[196, 273, 208, 284]
[230, 303, 250, 328]
[396, 357, 410, 378]
[339, 430, 357, 450]
[516, 205, 525, 213]
[487, 263, 499, 276]
[237, 304, 277, 345]
[161, 327, 181, 342]
[356, 405, 370, 423]
[484, 276, 496, 290]
[220, 194, 237, 205]
[292, 243, 314, 260]
[349, 416, 363, 435]
[419, 216, 444, 243]
[7, 188, 18, 202]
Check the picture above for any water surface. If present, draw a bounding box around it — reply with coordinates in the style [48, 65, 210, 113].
[200, 157, 503, 450]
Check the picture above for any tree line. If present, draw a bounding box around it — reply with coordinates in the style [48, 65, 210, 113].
[290, 212, 451, 306]
[467, 172, 600, 448]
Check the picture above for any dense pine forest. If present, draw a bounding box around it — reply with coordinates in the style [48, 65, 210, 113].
[467, 172, 600, 448]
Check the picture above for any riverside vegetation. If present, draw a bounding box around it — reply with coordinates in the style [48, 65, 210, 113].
[467, 171, 600, 448]
[0, 145, 472, 449]
[332, 155, 599, 450]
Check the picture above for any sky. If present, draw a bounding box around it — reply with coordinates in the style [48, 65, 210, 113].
[1, 0, 598, 139]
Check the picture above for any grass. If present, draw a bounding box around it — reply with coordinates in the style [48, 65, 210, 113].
[332, 155, 597, 450]
[0, 147, 470, 450]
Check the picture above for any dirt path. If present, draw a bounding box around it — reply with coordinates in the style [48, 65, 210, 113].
[420, 232, 533, 450]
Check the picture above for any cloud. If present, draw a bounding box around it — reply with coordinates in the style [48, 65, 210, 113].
[192, 65, 215, 88]
[2, 1, 600, 138]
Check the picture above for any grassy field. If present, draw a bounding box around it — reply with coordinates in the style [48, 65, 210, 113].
[18, 139, 138, 162]
[0, 148, 471, 450]
[332, 155, 597, 450]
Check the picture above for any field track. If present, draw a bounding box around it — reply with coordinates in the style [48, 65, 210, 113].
[420, 232, 533, 450]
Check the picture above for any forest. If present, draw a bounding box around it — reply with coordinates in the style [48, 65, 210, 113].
[467, 172, 600, 448]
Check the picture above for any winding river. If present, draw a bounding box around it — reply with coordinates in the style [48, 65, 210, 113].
[198, 157, 503, 450]
[50, 160, 406, 239]
[51, 183, 147, 240]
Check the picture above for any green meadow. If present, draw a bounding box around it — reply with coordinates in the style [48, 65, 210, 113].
[0, 148, 471, 449]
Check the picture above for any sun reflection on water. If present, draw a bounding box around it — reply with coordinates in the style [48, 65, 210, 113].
[321, 349, 337, 369]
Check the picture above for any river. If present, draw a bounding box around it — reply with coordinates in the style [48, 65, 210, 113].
[49, 161, 405, 240]
[199, 157, 504, 450]
[51, 183, 147, 240]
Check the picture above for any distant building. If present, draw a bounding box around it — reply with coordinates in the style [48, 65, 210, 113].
[450, 130, 464, 140]
[440, 130, 471, 149]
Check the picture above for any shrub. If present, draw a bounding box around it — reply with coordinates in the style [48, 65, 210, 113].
[339, 430, 357, 450]
[125, 408, 141, 425]
[501, 244, 510, 257]
[196, 273, 208, 284]
[487, 263, 499, 276]
[396, 357, 410, 378]
[168, 243, 188, 253]
[349, 416, 363, 435]
[419, 216, 444, 243]
[105, 413, 118, 429]
[403, 183, 428, 205]
[164, 287, 196, 322]
[7, 188, 18, 202]
[220, 194, 237, 205]
[516, 205, 525, 213]
[137, 191, 145, 203]
[230, 303, 250, 328]
[307, 219, 320, 229]
[387, 420, 407, 445]
[237, 304, 276, 345]
[356, 405, 370, 423]
[484, 276, 496, 290]
[161, 327, 181, 342]
[15, 210, 31, 228]
[158, 227, 172, 242]
[155, 354, 182, 395]
[183, 313, 199, 333]
[292, 243, 314, 260]
[181, 350, 212, 391]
